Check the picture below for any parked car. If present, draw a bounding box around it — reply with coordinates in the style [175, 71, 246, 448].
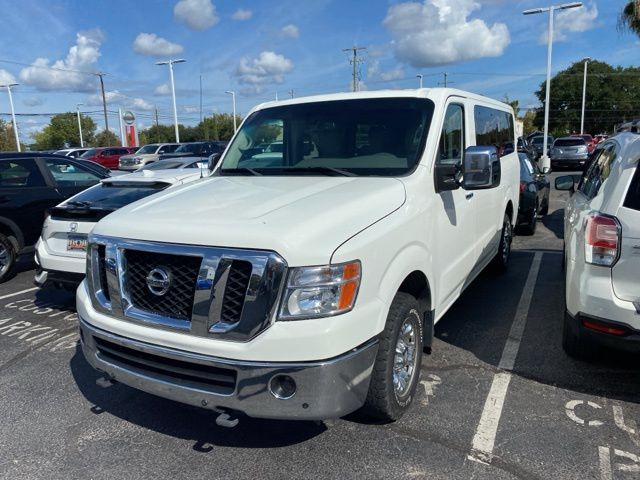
[53, 148, 89, 158]
[530, 135, 554, 160]
[74, 158, 113, 178]
[594, 134, 608, 144]
[118, 143, 180, 171]
[81, 147, 137, 169]
[35, 169, 203, 290]
[77, 89, 519, 423]
[556, 133, 640, 358]
[550, 137, 589, 171]
[517, 136, 536, 159]
[517, 153, 550, 234]
[0, 153, 109, 282]
[138, 157, 208, 171]
[571, 133, 596, 153]
[160, 141, 227, 160]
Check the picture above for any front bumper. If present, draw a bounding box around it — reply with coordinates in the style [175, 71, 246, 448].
[34, 268, 84, 289]
[118, 163, 141, 171]
[79, 318, 378, 420]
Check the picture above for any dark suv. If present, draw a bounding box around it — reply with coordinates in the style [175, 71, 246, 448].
[160, 141, 227, 160]
[0, 153, 109, 282]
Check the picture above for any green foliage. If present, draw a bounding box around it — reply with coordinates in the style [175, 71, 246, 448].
[137, 113, 242, 146]
[33, 112, 96, 150]
[93, 129, 120, 147]
[503, 95, 520, 117]
[533, 60, 640, 135]
[522, 110, 537, 136]
[618, 1, 640, 37]
[0, 119, 20, 151]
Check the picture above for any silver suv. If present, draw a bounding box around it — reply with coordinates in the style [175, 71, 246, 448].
[118, 143, 180, 171]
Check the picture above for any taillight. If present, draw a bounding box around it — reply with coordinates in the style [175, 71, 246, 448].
[520, 181, 526, 193]
[584, 214, 621, 267]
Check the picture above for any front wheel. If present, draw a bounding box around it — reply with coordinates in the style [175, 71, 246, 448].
[0, 233, 17, 283]
[491, 213, 513, 272]
[362, 292, 423, 422]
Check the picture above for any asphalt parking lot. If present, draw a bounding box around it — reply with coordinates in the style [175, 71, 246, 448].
[1, 173, 639, 480]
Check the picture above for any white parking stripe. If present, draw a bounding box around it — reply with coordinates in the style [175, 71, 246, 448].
[469, 252, 543, 464]
[0, 287, 38, 300]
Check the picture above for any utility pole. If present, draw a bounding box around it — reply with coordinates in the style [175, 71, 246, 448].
[580, 57, 590, 134]
[95, 72, 110, 144]
[156, 59, 186, 143]
[154, 107, 160, 143]
[225, 90, 237, 133]
[288, 89, 294, 99]
[342, 46, 366, 92]
[117, 107, 125, 146]
[416, 74, 423, 88]
[0, 83, 20, 152]
[76, 103, 84, 147]
[199, 74, 203, 124]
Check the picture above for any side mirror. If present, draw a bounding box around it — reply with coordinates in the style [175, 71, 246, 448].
[208, 152, 222, 172]
[555, 175, 575, 192]
[462, 146, 500, 190]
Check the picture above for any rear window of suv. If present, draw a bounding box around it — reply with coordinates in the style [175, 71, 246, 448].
[554, 139, 585, 147]
[624, 166, 640, 211]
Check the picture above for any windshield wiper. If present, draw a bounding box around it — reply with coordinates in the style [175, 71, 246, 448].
[219, 167, 263, 176]
[278, 166, 356, 177]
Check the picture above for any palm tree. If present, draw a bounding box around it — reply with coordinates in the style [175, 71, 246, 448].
[619, 1, 640, 37]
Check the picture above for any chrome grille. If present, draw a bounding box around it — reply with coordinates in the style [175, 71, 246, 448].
[125, 249, 201, 321]
[87, 235, 287, 342]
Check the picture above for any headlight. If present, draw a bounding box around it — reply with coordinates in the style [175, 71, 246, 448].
[134, 157, 142, 163]
[279, 261, 361, 320]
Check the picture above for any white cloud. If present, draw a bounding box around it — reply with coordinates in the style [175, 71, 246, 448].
[183, 105, 199, 113]
[23, 97, 44, 107]
[19, 29, 104, 92]
[380, 68, 405, 82]
[133, 33, 184, 56]
[174, 0, 219, 30]
[154, 83, 171, 96]
[279, 24, 299, 38]
[232, 8, 252, 21]
[383, 0, 510, 67]
[234, 51, 294, 92]
[0, 69, 16, 86]
[86, 90, 126, 106]
[540, 2, 598, 43]
[128, 98, 154, 111]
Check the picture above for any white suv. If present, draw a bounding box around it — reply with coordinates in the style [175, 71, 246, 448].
[557, 133, 640, 358]
[77, 89, 519, 422]
[35, 169, 203, 290]
[118, 143, 180, 171]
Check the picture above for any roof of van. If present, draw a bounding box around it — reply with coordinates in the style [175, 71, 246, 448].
[251, 88, 513, 115]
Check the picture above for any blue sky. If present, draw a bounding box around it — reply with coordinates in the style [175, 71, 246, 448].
[0, 0, 635, 141]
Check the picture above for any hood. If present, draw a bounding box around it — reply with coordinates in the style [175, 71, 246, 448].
[101, 168, 202, 185]
[93, 176, 406, 266]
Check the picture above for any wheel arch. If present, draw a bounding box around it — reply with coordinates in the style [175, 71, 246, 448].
[0, 217, 24, 250]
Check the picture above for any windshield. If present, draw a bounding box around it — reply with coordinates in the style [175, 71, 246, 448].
[531, 136, 553, 145]
[174, 143, 202, 153]
[136, 144, 159, 154]
[142, 160, 184, 170]
[63, 182, 169, 210]
[219, 98, 434, 176]
[80, 148, 97, 157]
[555, 139, 585, 147]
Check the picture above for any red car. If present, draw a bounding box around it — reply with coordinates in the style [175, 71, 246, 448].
[80, 146, 136, 169]
[571, 133, 596, 154]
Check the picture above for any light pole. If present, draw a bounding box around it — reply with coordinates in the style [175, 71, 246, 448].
[580, 57, 590, 134]
[76, 103, 84, 147]
[156, 59, 186, 142]
[416, 74, 423, 88]
[0, 83, 20, 152]
[225, 90, 237, 133]
[523, 2, 582, 171]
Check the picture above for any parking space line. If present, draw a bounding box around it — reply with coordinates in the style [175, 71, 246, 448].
[0, 287, 38, 300]
[469, 252, 543, 464]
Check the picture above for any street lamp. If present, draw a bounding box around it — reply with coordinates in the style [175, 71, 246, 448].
[225, 90, 237, 133]
[76, 103, 84, 147]
[416, 74, 423, 89]
[523, 2, 583, 171]
[580, 57, 591, 135]
[0, 83, 20, 152]
[156, 59, 186, 142]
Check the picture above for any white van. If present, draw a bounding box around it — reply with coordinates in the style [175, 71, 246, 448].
[77, 89, 519, 422]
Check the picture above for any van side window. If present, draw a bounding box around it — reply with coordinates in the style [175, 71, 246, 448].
[437, 104, 464, 166]
[474, 106, 514, 155]
[624, 166, 640, 211]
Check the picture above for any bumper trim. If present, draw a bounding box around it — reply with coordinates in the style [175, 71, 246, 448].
[566, 311, 640, 352]
[80, 318, 378, 420]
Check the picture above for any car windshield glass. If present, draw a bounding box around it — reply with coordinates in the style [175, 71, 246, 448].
[531, 136, 553, 145]
[580, 135, 593, 142]
[64, 182, 169, 210]
[80, 148, 97, 157]
[174, 143, 201, 153]
[143, 160, 183, 170]
[219, 98, 434, 176]
[137, 145, 158, 154]
[555, 139, 585, 147]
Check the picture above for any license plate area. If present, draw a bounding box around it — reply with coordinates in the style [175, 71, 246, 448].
[67, 234, 88, 251]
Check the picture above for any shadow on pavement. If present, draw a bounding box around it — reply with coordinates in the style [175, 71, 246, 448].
[541, 208, 564, 239]
[69, 346, 327, 450]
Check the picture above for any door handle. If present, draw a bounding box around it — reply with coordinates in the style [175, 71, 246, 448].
[465, 192, 474, 200]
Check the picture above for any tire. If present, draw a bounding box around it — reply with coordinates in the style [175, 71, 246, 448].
[0, 233, 17, 283]
[491, 213, 513, 272]
[523, 204, 537, 235]
[362, 292, 423, 422]
[562, 312, 594, 360]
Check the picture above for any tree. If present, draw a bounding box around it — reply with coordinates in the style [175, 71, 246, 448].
[618, 1, 640, 38]
[0, 119, 20, 152]
[137, 113, 242, 146]
[93, 130, 120, 147]
[533, 60, 640, 136]
[503, 95, 520, 117]
[521, 110, 537, 136]
[33, 112, 96, 150]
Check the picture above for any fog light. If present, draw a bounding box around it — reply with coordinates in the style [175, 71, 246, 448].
[268, 374, 297, 399]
